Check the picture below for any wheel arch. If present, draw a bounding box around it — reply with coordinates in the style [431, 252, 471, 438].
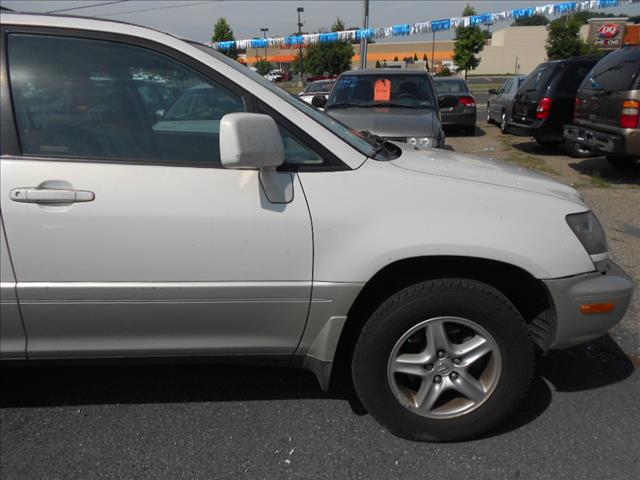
[328, 255, 554, 389]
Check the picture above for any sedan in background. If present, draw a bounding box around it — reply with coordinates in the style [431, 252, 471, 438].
[298, 79, 336, 104]
[433, 77, 476, 135]
[486, 75, 526, 133]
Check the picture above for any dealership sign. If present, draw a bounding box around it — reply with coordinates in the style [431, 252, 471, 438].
[588, 18, 627, 49]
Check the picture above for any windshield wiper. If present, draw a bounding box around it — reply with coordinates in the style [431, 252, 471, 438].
[370, 102, 425, 109]
[326, 102, 363, 109]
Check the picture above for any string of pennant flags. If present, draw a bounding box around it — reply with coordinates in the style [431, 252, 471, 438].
[209, 0, 636, 51]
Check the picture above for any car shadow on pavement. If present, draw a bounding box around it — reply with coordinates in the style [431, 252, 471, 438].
[0, 336, 633, 438]
[510, 139, 568, 157]
[443, 125, 487, 138]
[569, 157, 640, 186]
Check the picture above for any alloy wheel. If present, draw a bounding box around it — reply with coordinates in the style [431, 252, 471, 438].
[387, 316, 502, 419]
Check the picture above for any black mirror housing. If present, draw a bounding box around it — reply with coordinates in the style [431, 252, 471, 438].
[488, 88, 497, 95]
[311, 95, 327, 108]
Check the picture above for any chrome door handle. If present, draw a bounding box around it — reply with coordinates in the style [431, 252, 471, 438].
[10, 188, 95, 204]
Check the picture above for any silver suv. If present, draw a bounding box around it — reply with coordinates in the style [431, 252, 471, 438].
[0, 12, 634, 442]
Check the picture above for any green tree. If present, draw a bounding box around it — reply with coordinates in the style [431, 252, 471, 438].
[511, 13, 549, 26]
[436, 66, 453, 77]
[303, 18, 354, 76]
[546, 15, 587, 60]
[423, 53, 428, 62]
[254, 58, 272, 76]
[413, 52, 418, 61]
[375, 60, 382, 68]
[212, 17, 238, 60]
[393, 56, 399, 61]
[453, 5, 486, 79]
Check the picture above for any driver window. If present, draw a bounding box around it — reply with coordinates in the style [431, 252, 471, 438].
[8, 33, 245, 166]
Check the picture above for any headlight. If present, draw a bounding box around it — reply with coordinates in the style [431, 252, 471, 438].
[566, 211, 608, 256]
[407, 137, 434, 149]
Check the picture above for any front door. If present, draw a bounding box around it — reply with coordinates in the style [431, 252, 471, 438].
[0, 31, 313, 358]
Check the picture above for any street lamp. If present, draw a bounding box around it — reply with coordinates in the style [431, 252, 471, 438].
[297, 7, 304, 86]
[260, 27, 269, 60]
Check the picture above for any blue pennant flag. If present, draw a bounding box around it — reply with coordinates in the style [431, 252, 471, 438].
[431, 19, 451, 32]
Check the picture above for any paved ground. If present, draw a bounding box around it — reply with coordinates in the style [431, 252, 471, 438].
[1, 123, 638, 480]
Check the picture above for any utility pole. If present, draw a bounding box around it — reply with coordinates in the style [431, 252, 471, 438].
[514, 56, 519, 74]
[260, 27, 269, 61]
[297, 7, 305, 87]
[431, 30, 436, 71]
[359, 0, 369, 69]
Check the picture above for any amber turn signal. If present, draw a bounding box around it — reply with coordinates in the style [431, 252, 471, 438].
[580, 303, 615, 314]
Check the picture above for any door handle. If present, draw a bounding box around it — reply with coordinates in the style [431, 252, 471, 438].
[10, 188, 95, 204]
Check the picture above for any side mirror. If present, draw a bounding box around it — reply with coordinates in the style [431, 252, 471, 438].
[438, 95, 458, 109]
[155, 109, 165, 119]
[488, 88, 497, 95]
[312, 95, 328, 108]
[220, 113, 284, 169]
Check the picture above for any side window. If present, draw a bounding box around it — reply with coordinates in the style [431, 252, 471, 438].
[279, 128, 323, 165]
[8, 33, 245, 165]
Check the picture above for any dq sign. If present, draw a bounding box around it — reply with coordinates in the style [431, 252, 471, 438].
[588, 18, 627, 50]
[598, 24, 621, 38]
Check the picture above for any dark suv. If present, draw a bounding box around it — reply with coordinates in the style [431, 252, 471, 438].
[507, 57, 599, 149]
[564, 47, 640, 168]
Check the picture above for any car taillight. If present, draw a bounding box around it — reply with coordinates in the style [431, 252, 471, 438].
[459, 96, 476, 107]
[620, 100, 639, 128]
[536, 97, 552, 120]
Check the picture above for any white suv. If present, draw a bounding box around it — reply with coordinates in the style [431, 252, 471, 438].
[0, 12, 634, 442]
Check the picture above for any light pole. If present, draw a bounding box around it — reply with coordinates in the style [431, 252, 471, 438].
[260, 27, 269, 61]
[431, 29, 436, 71]
[297, 7, 304, 87]
[360, 0, 369, 69]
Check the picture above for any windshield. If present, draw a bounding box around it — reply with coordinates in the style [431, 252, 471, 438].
[192, 43, 379, 158]
[326, 73, 436, 109]
[433, 79, 469, 94]
[520, 64, 556, 94]
[306, 81, 334, 94]
[580, 48, 640, 91]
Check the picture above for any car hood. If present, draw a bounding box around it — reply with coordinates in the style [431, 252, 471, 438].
[326, 107, 439, 138]
[386, 145, 585, 205]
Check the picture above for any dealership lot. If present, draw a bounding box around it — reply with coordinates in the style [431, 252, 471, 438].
[2, 123, 638, 480]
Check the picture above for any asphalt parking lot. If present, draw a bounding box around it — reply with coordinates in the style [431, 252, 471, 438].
[1, 123, 638, 480]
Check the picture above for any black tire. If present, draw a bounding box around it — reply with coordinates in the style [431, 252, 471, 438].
[352, 278, 534, 442]
[606, 155, 638, 168]
[565, 140, 593, 158]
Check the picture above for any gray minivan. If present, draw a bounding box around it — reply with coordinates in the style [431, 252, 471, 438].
[314, 69, 451, 149]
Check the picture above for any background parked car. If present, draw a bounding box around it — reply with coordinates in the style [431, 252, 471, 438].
[507, 56, 599, 154]
[433, 77, 477, 135]
[564, 47, 640, 168]
[298, 79, 335, 104]
[486, 75, 526, 133]
[318, 69, 448, 149]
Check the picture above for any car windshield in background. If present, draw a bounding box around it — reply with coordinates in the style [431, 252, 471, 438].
[520, 64, 556, 93]
[327, 74, 436, 109]
[433, 79, 469, 94]
[305, 81, 334, 94]
[581, 48, 640, 91]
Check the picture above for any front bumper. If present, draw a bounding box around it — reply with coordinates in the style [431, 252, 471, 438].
[544, 261, 634, 349]
[563, 124, 638, 157]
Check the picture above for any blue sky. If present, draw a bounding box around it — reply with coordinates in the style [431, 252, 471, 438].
[2, 1, 636, 43]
